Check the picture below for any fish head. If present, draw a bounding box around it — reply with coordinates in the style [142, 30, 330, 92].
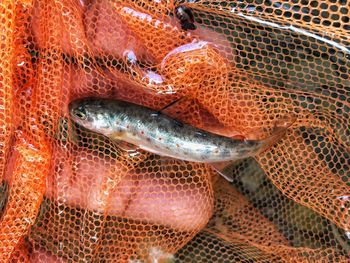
[69, 98, 115, 136]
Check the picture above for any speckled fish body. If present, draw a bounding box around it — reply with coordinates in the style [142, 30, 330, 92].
[69, 98, 288, 164]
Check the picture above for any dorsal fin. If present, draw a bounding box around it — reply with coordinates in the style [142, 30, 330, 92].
[158, 97, 185, 115]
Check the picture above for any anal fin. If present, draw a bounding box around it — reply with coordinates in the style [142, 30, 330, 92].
[210, 161, 238, 182]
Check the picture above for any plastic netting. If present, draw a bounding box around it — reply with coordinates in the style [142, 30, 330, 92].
[0, 0, 349, 262]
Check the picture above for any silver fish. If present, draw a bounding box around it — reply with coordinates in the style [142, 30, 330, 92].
[69, 98, 292, 181]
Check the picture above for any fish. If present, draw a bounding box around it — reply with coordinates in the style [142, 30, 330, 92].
[69, 98, 293, 181]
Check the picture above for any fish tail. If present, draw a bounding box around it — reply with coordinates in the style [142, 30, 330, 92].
[257, 116, 296, 154]
[210, 116, 296, 183]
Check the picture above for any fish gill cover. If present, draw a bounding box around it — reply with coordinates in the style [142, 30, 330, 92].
[0, 0, 349, 262]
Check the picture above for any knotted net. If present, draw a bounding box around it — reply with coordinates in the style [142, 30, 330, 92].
[0, 0, 349, 262]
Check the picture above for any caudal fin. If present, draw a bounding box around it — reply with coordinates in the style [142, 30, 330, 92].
[257, 116, 296, 154]
[210, 116, 296, 182]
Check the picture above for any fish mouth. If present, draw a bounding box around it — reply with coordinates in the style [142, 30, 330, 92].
[68, 100, 81, 117]
[68, 98, 92, 122]
[69, 97, 95, 113]
[68, 100, 78, 114]
[69, 97, 91, 109]
[69, 97, 110, 127]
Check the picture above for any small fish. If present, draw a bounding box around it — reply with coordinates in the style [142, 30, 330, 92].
[175, 5, 196, 31]
[69, 98, 292, 181]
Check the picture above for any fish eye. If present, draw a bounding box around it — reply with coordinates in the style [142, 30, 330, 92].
[73, 107, 87, 120]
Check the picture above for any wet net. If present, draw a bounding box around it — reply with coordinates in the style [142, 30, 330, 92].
[0, 0, 349, 262]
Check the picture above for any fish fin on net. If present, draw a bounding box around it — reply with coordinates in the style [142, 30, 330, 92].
[256, 115, 297, 154]
[210, 161, 239, 182]
[115, 140, 140, 155]
[113, 140, 153, 168]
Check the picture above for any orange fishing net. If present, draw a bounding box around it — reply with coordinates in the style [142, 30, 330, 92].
[0, 0, 349, 262]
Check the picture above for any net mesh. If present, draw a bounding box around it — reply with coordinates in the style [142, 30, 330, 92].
[0, 0, 349, 262]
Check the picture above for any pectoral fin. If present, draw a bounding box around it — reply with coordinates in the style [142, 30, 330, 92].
[210, 161, 239, 182]
[111, 133, 139, 154]
[115, 140, 140, 155]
